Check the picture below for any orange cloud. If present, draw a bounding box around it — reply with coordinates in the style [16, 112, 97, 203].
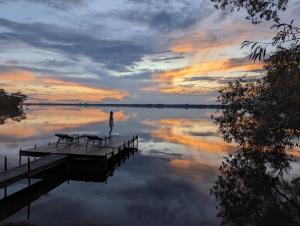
[154, 58, 263, 83]
[152, 58, 263, 94]
[156, 21, 270, 95]
[171, 21, 271, 54]
[0, 70, 127, 102]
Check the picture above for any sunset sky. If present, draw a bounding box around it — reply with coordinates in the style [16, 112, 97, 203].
[0, 0, 299, 104]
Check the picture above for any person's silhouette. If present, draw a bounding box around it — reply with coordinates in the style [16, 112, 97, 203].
[108, 111, 114, 136]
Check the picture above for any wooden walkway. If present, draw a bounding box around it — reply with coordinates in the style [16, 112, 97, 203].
[0, 134, 138, 199]
[0, 154, 67, 189]
[20, 135, 138, 159]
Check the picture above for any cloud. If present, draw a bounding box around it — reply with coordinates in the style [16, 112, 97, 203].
[154, 57, 262, 83]
[0, 70, 127, 103]
[151, 56, 263, 94]
[150, 55, 184, 62]
[184, 74, 263, 84]
[0, 0, 88, 10]
[170, 21, 272, 54]
[112, 0, 211, 32]
[0, 18, 150, 71]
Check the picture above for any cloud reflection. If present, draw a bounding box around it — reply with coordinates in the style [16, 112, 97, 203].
[0, 107, 125, 139]
[144, 118, 233, 155]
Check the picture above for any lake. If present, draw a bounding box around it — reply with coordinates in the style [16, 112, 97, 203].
[0, 106, 240, 225]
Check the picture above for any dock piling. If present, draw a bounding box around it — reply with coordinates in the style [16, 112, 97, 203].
[4, 156, 7, 172]
[118, 147, 121, 165]
[19, 149, 22, 167]
[111, 151, 115, 165]
[27, 157, 31, 186]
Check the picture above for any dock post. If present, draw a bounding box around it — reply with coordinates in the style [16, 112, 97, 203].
[4, 156, 7, 172]
[104, 153, 108, 183]
[132, 136, 135, 149]
[123, 143, 126, 165]
[66, 159, 70, 184]
[27, 158, 31, 186]
[127, 141, 130, 158]
[118, 147, 121, 165]
[27, 203, 31, 220]
[112, 148, 115, 165]
[19, 149, 22, 166]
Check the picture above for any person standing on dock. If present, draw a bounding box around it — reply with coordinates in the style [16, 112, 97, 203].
[109, 111, 114, 136]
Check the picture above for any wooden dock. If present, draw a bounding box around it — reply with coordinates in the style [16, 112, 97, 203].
[0, 134, 138, 221]
[19, 135, 138, 160]
[0, 134, 138, 194]
[0, 154, 67, 189]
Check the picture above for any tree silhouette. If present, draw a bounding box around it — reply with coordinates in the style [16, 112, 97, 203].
[211, 0, 300, 225]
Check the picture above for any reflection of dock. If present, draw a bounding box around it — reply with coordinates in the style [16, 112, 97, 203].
[0, 135, 138, 221]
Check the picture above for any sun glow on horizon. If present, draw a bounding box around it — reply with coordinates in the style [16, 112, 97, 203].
[0, 70, 127, 103]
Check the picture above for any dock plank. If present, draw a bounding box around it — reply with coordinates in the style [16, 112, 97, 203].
[0, 154, 67, 189]
[20, 135, 137, 158]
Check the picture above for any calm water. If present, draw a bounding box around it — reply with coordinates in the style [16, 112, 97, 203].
[0, 106, 234, 225]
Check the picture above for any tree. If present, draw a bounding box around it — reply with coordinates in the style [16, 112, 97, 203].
[211, 0, 289, 24]
[210, 0, 300, 225]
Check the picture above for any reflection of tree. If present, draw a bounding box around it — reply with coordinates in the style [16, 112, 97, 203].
[0, 89, 27, 124]
[211, 149, 300, 226]
[210, 0, 300, 225]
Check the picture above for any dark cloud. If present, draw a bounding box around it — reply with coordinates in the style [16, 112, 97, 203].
[121, 71, 153, 80]
[184, 76, 220, 82]
[0, 0, 88, 10]
[114, 0, 210, 32]
[151, 55, 183, 62]
[0, 64, 75, 76]
[42, 59, 74, 67]
[187, 131, 217, 136]
[0, 18, 151, 71]
[184, 75, 263, 84]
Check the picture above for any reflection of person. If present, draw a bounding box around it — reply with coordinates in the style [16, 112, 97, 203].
[109, 111, 114, 136]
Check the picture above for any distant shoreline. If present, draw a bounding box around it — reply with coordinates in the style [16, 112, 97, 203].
[25, 103, 223, 109]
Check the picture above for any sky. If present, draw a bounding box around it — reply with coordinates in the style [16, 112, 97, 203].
[0, 0, 299, 104]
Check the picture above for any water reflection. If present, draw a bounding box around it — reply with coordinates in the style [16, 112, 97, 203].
[0, 107, 125, 139]
[145, 118, 232, 154]
[0, 106, 232, 225]
[0, 105, 26, 125]
[211, 149, 300, 226]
